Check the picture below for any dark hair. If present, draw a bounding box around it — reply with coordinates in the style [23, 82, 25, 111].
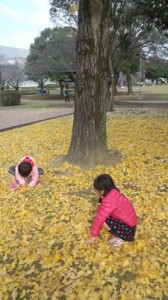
[18, 162, 32, 177]
[94, 174, 117, 196]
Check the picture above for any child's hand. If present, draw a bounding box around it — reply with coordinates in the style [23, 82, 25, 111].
[85, 236, 96, 246]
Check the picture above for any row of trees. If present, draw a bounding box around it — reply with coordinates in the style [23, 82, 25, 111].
[0, 38, 167, 94]
[24, 1, 168, 103]
[1, 51, 167, 94]
[1, 26, 167, 96]
[1, 1, 167, 97]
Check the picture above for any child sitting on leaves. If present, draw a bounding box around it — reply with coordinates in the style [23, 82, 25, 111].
[8, 156, 44, 191]
[86, 174, 137, 247]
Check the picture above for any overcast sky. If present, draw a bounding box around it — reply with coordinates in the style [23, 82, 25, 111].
[0, 0, 55, 50]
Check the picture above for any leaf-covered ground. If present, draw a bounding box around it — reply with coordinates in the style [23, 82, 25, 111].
[0, 108, 167, 300]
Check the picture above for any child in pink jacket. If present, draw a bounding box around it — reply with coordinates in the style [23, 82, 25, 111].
[86, 174, 137, 247]
[8, 156, 44, 190]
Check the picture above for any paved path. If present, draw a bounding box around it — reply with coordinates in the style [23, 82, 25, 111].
[0, 97, 167, 131]
[0, 106, 74, 131]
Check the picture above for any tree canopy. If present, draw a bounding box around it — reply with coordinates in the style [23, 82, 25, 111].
[0, 59, 26, 91]
[136, 0, 168, 30]
[49, 0, 168, 165]
[25, 27, 76, 87]
[49, 0, 168, 30]
[145, 58, 168, 81]
[50, 0, 168, 96]
[49, 0, 78, 26]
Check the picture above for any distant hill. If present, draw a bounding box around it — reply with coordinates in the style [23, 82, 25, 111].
[0, 46, 29, 60]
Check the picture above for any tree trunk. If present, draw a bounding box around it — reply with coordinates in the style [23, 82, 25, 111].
[108, 60, 114, 112]
[38, 80, 44, 89]
[108, 86, 115, 111]
[67, 0, 112, 166]
[108, 75, 116, 111]
[59, 79, 64, 96]
[113, 68, 120, 94]
[126, 67, 133, 95]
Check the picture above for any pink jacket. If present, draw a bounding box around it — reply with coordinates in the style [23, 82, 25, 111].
[91, 189, 137, 237]
[15, 156, 39, 187]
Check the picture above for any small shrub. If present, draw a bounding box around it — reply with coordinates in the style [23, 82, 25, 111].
[0, 90, 21, 106]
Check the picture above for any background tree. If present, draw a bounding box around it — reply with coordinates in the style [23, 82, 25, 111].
[145, 58, 168, 82]
[123, 55, 140, 94]
[136, 0, 168, 30]
[0, 56, 9, 90]
[7, 61, 26, 91]
[25, 28, 55, 88]
[108, 0, 168, 103]
[25, 27, 76, 91]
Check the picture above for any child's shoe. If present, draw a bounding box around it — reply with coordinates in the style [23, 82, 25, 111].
[109, 237, 125, 247]
[11, 181, 19, 191]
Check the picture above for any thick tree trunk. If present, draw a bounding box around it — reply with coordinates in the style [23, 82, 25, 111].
[67, 0, 112, 165]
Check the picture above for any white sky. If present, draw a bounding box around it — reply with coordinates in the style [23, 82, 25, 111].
[0, 0, 55, 50]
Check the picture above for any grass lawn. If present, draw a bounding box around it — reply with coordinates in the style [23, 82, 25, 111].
[1, 84, 167, 109]
[0, 107, 167, 299]
[132, 84, 168, 94]
[19, 101, 74, 109]
[116, 84, 168, 101]
[22, 84, 168, 108]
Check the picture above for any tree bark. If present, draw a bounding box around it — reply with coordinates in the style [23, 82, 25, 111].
[125, 66, 133, 95]
[67, 0, 112, 165]
[113, 68, 120, 94]
[107, 60, 114, 112]
[59, 79, 64, 96]
[108, 65, 120, 111]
